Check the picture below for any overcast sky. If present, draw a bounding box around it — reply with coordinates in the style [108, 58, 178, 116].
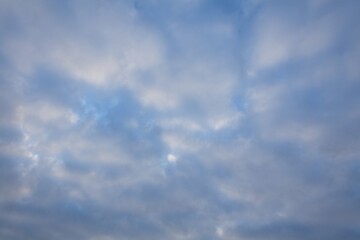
[1, 0, 360, 239]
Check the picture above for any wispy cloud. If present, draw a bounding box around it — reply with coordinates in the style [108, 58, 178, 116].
[1, 0, 360, 239]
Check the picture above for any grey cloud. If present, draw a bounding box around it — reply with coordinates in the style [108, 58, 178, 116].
[1, 0, 360, 239]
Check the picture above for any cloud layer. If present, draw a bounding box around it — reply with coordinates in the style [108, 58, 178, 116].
[1, 0, 360, 239]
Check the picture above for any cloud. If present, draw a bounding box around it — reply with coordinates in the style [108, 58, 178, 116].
[1, 0, 360, 239]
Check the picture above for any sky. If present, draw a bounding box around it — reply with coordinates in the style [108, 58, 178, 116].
[0, 0, 360, 239]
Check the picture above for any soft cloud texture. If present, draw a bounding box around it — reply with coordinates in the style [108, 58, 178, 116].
[1, 0, 360, 239]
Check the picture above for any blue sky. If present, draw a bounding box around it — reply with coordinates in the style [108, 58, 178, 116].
[1, 0, 360, 239]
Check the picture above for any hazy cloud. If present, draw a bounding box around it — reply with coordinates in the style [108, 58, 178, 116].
[1, 0, 360, 239]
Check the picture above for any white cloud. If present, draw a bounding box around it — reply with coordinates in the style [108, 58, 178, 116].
[249, 1, 343, 73]
[209, 113, 242, 131]
[1, 0, 360, 239]
[167, 153, 177, 163]
[216, 226, 224, 237]
[1, 0, 165, 88]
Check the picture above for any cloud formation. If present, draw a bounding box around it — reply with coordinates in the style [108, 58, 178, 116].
[1, 0, 360, 239]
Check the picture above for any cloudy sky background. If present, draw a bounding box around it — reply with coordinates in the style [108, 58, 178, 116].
[1, 0, 360, 239]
